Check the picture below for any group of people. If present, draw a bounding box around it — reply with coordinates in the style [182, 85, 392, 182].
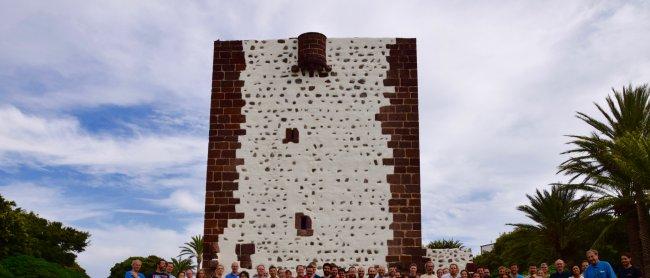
[126, 249, 642, 278]
[491, 250, 641, 278]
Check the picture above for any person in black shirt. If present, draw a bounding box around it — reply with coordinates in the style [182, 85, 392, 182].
[550, 259, 570, 278]
[618, 253, 643, 278]
[151, 259, 170, 278]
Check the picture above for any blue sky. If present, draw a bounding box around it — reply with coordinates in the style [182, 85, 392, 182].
[1, 1, 650, 277]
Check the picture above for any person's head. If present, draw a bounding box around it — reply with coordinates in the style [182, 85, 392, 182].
[539, 263, 548, 274]
[554, 260, 565, 272]
[198, 269, 207, 278]
[156, 259, 167, 271]
[232, 262, 240, 274]
[270, 266, 278, 277]
[477, 268, 484, 276]
[178, 272, 186, 278]
[323, 263, 332, 276]
[395, 271, 402, 278]
[257, 264, 267, 277]
[166, 262, 174, 274]
[528, 265, 537, 276]
[499, 266, 507, 276]
[346, 267, 357, 278]
[307, 265, 315, 276]
[509, 264, 519, 275]
[571, 266, 580, 276]
[368, 267, 377, 277]
[297, 265, 306, 276]
[409, 263, 417, 276]
[389, 266, 397, 277]
[443, 268, 449, 275]
[472, 273, 481, 278]
[286, 269, 293, 278]
[621, 253, 633, 267]
[536, 270, 543, 277]
[425, 261, 434, 274]
[461, 270, 469, 278]
[484, 269, 491, 276]
[186, 269, 194, 278]
[450, 264, 459, 276]
[131, 259, 142, 272]
[331, 266, 339, 277]
[501, 274, 510, 278]
[580, 261, 588, 272]
[378, 266, 386, 276]
[358, 267, 366, 277]
[437, 268, 444, 278]
[216, 264, 225, 276]
[278, 267, 286, 278]
[586, 249, 599, 265]
[240, 271, 250, 278]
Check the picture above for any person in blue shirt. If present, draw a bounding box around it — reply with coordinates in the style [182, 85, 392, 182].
[125, 259, 146, 278]
[226, 261, 241, 278]
[509, 264, 524, 278]
[583, 249, 616, 278]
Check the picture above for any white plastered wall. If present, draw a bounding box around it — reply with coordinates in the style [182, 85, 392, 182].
[218, 38, 397, 269]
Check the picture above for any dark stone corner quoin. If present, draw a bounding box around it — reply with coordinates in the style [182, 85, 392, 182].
[202, 33, 423, 271]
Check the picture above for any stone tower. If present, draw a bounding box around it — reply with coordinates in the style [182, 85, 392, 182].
[203, 32, 423, 271]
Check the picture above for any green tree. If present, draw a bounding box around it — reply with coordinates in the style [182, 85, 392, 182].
[108, 255, 163, 278]
[509, 186, 599, 261]
[0, 196, 28, 258]
[180, 235, 203, 270]
[474, 193, 627, 270]
[0, 194, 90, 268]
[426, 239, 465, 249]
[559, 84, 650, 275]
[0, 254, 89, 278]
[171, 257, 195, 275]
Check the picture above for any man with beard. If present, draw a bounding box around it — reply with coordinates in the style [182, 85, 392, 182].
[583, 249, 615, 278]
[441, 264, 460, 278]
[420, 261, 435, 278]
[151, 259, 170, 278]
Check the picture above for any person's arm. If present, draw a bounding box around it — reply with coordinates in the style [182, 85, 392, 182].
[606, 264, 616, 278]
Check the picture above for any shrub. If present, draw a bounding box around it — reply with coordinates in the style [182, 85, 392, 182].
[0, 255, 89, 278]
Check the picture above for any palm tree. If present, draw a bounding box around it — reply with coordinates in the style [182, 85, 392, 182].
[171, 257, 195, 275]
[180, 235, 204, 270]
[509, 186, 597, 260]
[559, 85, 650, 276]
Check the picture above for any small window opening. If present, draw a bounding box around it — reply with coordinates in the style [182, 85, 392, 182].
[283, 128, 299, 144]
[295, 212, 313, 236]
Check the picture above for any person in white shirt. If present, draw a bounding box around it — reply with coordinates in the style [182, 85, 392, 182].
[420, 261, 436, 278]
[441, 264, 460, 278]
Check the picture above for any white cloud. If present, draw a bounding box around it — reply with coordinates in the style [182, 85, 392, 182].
[0, 105, 206, 185]
[0, 182, 106, 222]
[146, 189, 204, 214]
[77, 221, 203, 278]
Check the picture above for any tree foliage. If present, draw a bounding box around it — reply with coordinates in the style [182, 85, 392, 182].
[474, 188, 628, 272]
[509, 186, 601, 260]
[0, 255, 89, 278]
[171, 257, 195, 275]
[0, 194, 90, 268]
[558, 84, 650, 274]
[108, 255, 164, 278]
[426, 239, 465, 249]
[180, 235, 203, 270]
